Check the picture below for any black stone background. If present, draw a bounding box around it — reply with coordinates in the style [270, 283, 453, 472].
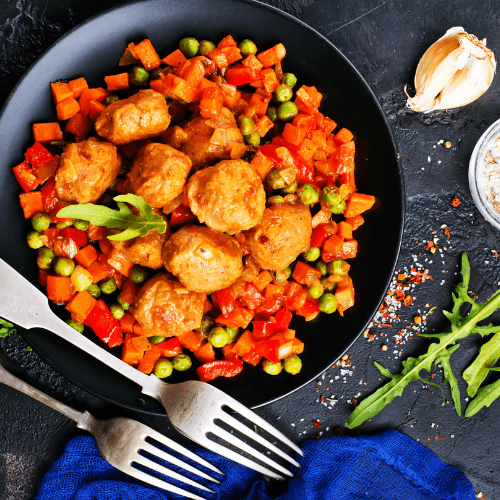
[1, 0, 500, 498]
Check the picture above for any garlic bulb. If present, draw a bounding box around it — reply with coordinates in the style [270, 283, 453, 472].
[406, 27, 496, 112]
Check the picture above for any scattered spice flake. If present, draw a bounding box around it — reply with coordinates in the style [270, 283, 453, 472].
[424, 241, 434, 250]
[451, 196, 460, 207]
[444, 228, 451, 239]
[492, 250, 498, 258]
[476, 493, 486, 499]
[403, 294, 413, 306]
[444, 141, 452, 148]
[313, 420, 321, 428]
[397, 273, 406, 280]
[381, 344, 388, 351]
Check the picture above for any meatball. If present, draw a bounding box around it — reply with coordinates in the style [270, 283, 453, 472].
[245, 199, 312, 271]
[124, 142, 191, 208]
[163, 225, 243, 294]
[178, 110, 242, 170]
[95, 89, 170, 145]
[109, 210, 169, 269]
[186, 160, 265, 234]
[55, 137, 122, 204]
[130, 273, 206, 337]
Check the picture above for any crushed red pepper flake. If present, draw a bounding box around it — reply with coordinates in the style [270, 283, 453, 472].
[492, 250, 498, 258]
[424, 241, 434, 250]
[313, 420, 321, 428]
[403, 294, 413, 306]
[451, 196, 460, 207]
[444, 228, 451, 239]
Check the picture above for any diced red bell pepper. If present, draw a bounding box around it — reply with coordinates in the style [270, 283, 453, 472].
[274, 307, 293, 330]
[60, 227, 88, 248]
[310, 224, 333, 248]
[13, 161, 39, 192]
[216, 306, 254, 329]
[40, 178, 59, 212]
[216, 287, 235, 316]
[239, 282, 264, 310]
[222, 343, 239, 362]
[292, 262, 321, 285]
[196, 360, 243, 382]
[296, 157, 315, 186]
[24, 142, 55, 168]
[296, 297, 320, 321]
[286, 282, 308, 311]
[241, 349, 263, 366]
[251, 319, 278, 341]
[50, 201, 73, 223]
[151, 337, 182, 357]
[255, 295, 286, 317]
[84, 299, 123, 348]
[170, 205, 198, 227]
[225, 66, 263, 86]
[253, 339, 280, 363]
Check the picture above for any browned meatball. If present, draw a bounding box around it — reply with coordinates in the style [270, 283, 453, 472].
[163, 225, 243, 294]
[178, 109, 242, 170]
[186, 160, 265, 234]
[55, 137, 122, 204]
[245, 199, 312, 271]
[124, 143, 191, 208]
[130, 273, 206, 337]
[109, 210, 169, 269]
[95, 89, 170, 145]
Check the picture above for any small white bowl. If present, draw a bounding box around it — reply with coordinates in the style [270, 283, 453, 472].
[469, 118, 500, 231]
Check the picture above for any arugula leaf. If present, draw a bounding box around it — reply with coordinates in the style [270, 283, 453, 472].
[464, 376, 500, 417]
[346, 253, 500, 429]
[0, 318, 16, 338]
[57, 194, 167, 241]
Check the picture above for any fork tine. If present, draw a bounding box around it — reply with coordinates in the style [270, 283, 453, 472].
[141, 441, 219, 484]
[209, 425, 293, 478]
[217, 411, 301, 468]
[132, 454, 215, 493]
[119, 464, 209, 500]
[145, 427, 223, 476]
[221, 396, 303, 456]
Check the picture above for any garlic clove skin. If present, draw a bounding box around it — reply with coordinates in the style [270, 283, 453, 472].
[406, 27, 496, 112]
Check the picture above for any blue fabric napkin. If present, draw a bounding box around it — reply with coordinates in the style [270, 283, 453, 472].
[35, 429, 475, 500]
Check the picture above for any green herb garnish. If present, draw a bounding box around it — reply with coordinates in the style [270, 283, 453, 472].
[0, 318, 16, 338]
[346, 252, 500, 429]
[57, 194, 166, 241]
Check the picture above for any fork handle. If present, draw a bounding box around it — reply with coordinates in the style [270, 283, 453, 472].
[0, 361, 88, 425]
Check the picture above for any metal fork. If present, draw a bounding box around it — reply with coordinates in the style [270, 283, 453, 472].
[0, 354, 221, 500]
[0, 258, 303, 480]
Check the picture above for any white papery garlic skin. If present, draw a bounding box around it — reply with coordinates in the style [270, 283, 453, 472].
[406, 27, 496, 112]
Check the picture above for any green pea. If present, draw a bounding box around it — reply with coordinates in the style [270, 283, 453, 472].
[86, 283, 101, 299]
[281, 73, 297, 88]
[238, 116, 255, 136]
[316, 261, 328, 276]
[225, 327, 240, 343]
[73, 219, 89, 231]
[154, 358, 173, 379]
[267, 195, 284, 206]
[200, 315, 216, 337]
[31, 212, 51, 232]
[274, 84, 293, 102]
[328, 259, 348, 275]
[262, 359, 283, 375]
[277, 101, 298, 121]
[199, 40, 216, 56]
[238, 39, 257, 56]
[281, 180, 298, 195]
[100, 277, 117, 295]
[172, 353, 193, 372]
[27, 231, 44, 249]
[53, 256, 75, 277]
[149, 336, 167, 345]
[244, 132, 260, 147]
[266, 106, 278, 122]
[109, 303, 124, 321]
[179, 37, 199, 58]
[105, 94, 119, 106]
[321, 186, 342, 207]
[117, 293, 130, 311]
[283, 355, 302, 374]
[149, 68, 163, 81]
[66, 319, 84, 334]
[330, 200, 347, 214]
[303, 246, 321, 261]
[300, 184, 320, 205]
[308, 283, 324, 299]
[56, 220, 73, 230]
[37, 247, 54, 270]
[267, 170, 286, 190]
[130, 266, 148, 285]
[129, 66, 149, 86]
[321, 276, 336, 292]
[319, 293, 337, 314]
[208, 326, 229, 348]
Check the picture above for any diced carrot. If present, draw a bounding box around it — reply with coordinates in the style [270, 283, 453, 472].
[253, 270, 273, 291]
[120, 279, 138, 305]
[32, 123, 63, 143]
[119, 313, 136, 334]
[295, 85, 322, 114]
[137, 349, 161, 374]
[291, 337, 304, 355]
[344, 193, 376, 218]
[250, 150, 274, 180]
[254, 115, 274, 137]
[291, 262, 321, 285]
[248, 90, 271, 117]
[217, 34, 238, 48]
[65, 290, 97, 323]
[46, 275, 74, 303]
[221, 46, 242, 65]
[56, 97, 80, 120]
[98, 238, 113, 255]
[133, 38, 161, 70]
[86, 260, 108, 283]
[88, 100, 106, 122]
[219, 83, 241, 109]
[337, 221, 353, 239]
[257, 43, 286, 67]
[50, 82, 73, 103]
[207, 48, 228, 69]
[121, 334, 144, 366]
[199, 87, 224, 119]
[88, 223, 107, 240]
[323, 234, 344, 255]
[232, 330, 255, 357]
[106, 248, 134, 277]
[162, 49, 188, 67]
[131, 335, 151, 353]
[194, 342, 216, 364]
[335, 127, 354, 145]
[178, 330, 204, 352]
[19, 192, 44, 218]
[65, 112, 92, 138]
[242, 53, 264, 71]
[282, 123, 307, 146]
[335, 276, 355, 316]
[68, 77, 88, 98]
[74, 244, 99, 267]
[104, 72, 130, 91]
[176, 58, 206, 87]
[133, 322, 145, 336]
[345, 214, 364, 231]
[150, 73, 195, 103]
[78, 88, 110, 116]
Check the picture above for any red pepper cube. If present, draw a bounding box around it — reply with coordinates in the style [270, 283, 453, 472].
[196, 360, 243, 382]
[13, 162, 39, 192]
[84, 299, 123, 348]
[25, 142, 55, 168]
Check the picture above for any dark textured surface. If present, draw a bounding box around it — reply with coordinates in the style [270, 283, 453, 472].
[1, 0, 500, 498]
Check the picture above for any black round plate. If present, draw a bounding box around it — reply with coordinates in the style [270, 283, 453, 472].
[0, 0, 404, 412]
